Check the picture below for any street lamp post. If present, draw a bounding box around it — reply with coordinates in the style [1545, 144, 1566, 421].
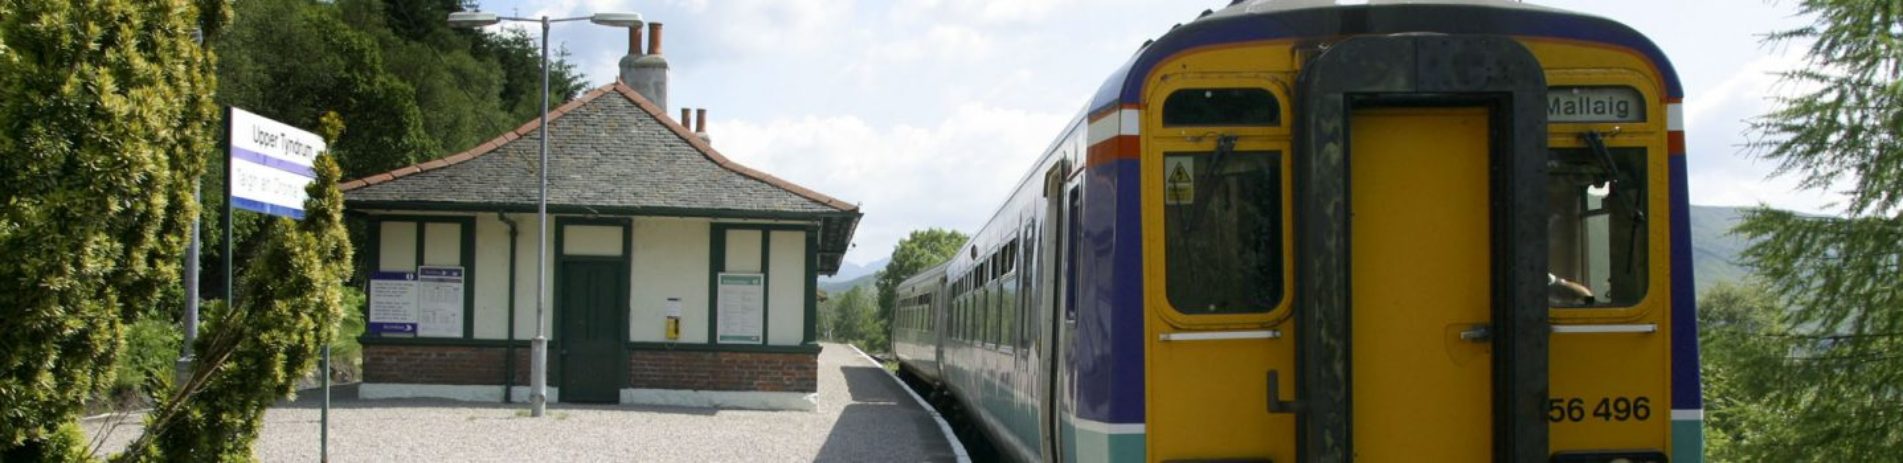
[448, 10, 642, 418]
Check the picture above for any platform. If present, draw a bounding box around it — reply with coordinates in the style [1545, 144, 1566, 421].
[83, 343, 962, 462]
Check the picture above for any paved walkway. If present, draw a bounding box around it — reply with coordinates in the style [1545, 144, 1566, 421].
[83, 343, 958, 462]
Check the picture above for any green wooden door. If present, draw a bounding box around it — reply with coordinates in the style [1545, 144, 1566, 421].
[559, 259, 626, 403]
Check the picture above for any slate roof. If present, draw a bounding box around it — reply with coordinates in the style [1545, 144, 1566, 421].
[341, 83, 861, 273]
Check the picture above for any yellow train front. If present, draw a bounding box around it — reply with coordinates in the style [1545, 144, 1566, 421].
[892, 1, 1701, 461]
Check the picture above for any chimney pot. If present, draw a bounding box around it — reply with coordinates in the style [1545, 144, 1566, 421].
[695, 108, 707, 134]
[681, 108, 693, 130]
[629, 25, 643, 57]
[648, 23, 664, 55]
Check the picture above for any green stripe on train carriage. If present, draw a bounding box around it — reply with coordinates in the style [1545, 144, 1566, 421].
[1061, 417, 1145, 462]
[1673, 418, 1705, 463]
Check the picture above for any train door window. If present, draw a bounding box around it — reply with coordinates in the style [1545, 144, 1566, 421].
[1065, 187, 1080, 322]
[1003, 277, 1017, 351]
[955, 294, 964, 341]
[1163, 150, 1284, 313]
[1548, 146, 1649, 307]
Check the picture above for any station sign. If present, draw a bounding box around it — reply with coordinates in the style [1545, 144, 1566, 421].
[228, 107, 325, 219]
[1547, 86, 1646, 123]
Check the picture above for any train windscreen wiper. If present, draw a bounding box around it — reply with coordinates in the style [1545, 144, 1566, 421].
[1582, 131, 1645, 273]
[1182, 134, 1240, 233]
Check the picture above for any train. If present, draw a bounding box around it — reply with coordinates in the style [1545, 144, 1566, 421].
[891, 1, 1700, 461]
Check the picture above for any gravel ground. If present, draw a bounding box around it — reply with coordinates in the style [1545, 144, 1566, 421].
[83, 343, 957, 462]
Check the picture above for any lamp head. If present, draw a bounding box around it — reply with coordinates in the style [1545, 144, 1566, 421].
[447, 11, 500, 28]
[590, 12, 643, 28]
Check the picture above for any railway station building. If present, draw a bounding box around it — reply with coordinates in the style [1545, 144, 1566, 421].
[339, 25, 860, 411]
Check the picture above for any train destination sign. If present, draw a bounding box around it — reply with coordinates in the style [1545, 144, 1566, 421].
[1547, 86, 1645, 123]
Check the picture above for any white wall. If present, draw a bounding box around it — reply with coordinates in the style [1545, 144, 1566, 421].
[767, 230, 808, 346]
[503, 212, 553, 341]
[378, 221, 417, 272]
[631, 217, 711, 343]
[473, 215, 511, 339]
[564, 225, 623, 257]
[422, 222, 461, 266]
[367, 211, 812, 347]
[725, 229, 763, 272]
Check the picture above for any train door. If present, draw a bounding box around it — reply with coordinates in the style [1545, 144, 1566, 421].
[1347, 107, 1494, 459]
[1039, 161, 1075, 462]
[1292, 36, 1550, 461]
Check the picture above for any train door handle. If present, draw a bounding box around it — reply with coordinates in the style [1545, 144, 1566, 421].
[1267, 369, 1299, 414]
[1459, 324, 1493, 343]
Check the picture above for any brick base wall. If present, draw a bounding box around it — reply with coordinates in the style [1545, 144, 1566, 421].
[364, 344, 818, 394]
[363, 344, 530, 385]
[629, 350, 818, 393]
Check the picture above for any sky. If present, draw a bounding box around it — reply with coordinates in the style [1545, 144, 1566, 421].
[474, 0, 1830, 268]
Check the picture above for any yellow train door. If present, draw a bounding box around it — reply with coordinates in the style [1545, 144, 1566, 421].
[1348, 107, 1495, 460]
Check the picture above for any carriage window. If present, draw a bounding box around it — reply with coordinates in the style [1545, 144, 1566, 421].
[1548, 146, 1648, 308]
[1164, 150, 1283, 314]
[1163, 88, 1280, 126]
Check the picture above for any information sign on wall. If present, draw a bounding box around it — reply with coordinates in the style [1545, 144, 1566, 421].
[367, 272, 418, 336]
[228, 107, 326, 219]
[416, 266, 466, 338]
[716, 273, 766, 344]
[367, 267, 464, 338]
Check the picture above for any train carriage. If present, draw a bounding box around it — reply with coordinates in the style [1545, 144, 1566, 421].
[893, 1, 1699, 461]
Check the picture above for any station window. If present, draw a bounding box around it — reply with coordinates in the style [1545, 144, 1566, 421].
[1163, 151, 1284, 314]
[1163, 88, 1280, 127]
[1548, 146, 1649, 307]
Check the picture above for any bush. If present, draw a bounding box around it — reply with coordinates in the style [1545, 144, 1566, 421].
[327, 287, 366, 382]
[111, 319, 183, 401]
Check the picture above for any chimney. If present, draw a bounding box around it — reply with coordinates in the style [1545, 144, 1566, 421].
[695, 108, 710, 144]
[680, 108, 693, 130]
[618, 22, 668, 110]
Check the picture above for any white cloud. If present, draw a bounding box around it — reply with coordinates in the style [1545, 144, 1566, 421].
[696, 0, 851, 57]
[712, 104, 1070, 266]
[1683, 51, 1844, 215]
[890, 0, 1080, 25]
[524, 0, 639, 22]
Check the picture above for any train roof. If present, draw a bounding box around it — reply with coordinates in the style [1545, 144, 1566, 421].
[897, 261, 950, 290]
[1088, 0, 1682, 116]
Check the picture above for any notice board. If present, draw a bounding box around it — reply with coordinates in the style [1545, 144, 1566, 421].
[716, 273, 765, 344]
[368, 266, 464, 338]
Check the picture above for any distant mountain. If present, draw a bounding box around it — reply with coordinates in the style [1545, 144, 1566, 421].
[818, 272, 877, 296]
[824, 257, 889, 284]
[1687, 204, 1754, 292]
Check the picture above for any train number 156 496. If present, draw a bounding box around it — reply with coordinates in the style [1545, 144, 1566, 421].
[1547, 396, 1652, 423]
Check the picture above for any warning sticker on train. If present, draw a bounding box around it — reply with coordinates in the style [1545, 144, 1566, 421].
[1165, 156, 1194, 205]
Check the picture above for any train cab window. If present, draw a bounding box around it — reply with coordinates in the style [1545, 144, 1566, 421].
[1163, 150, 1284, 314]
[1548, 146, 1649, 307]
[1162, 88, 1280, 126]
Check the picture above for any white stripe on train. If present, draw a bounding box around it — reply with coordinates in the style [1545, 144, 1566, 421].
[1086, 108, 1141, 145]
[1667, 103, 1684, 132]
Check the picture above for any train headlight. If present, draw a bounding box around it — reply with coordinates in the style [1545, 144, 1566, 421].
[1550, 451, 1667, 463]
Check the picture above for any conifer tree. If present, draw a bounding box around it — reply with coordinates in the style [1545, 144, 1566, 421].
[1730, 0, 1903, 458]
[0, 0, 225, 457]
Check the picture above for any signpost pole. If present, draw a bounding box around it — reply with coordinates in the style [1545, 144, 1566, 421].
[224, 108, 235, 343]
[321, 345, 330, 462]
[178, 185, 200, 386]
